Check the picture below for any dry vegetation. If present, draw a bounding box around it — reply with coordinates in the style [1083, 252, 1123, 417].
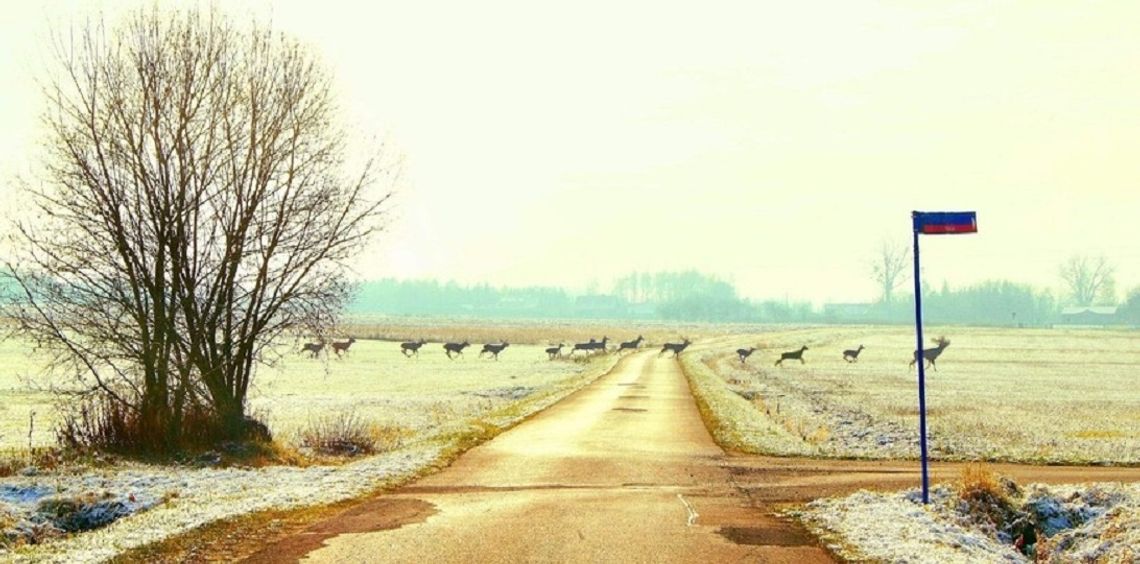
[683, 325, 1140, 464]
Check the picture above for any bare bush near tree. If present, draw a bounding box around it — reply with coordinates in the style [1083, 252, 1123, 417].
[2, 9, 397, 451]
[870, 239, 910, 304]
[1059, 255, 1116, 306]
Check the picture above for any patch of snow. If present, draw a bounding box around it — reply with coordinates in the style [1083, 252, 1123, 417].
[795, 482, 1140, 564]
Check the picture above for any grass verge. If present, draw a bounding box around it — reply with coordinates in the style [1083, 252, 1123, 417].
[678, 351, 818, 457]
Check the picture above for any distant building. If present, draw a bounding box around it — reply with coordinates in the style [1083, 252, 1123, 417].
[1059, 306, 1118, 326]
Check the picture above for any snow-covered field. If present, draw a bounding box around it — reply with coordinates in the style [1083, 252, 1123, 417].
[683, 326, 1140, 464]
[0, 340, 617, 562]
[795, 481, 1140, 563]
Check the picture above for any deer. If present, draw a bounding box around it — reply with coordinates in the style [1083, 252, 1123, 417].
[545, 343, 565, 360]
[590, 336, 610, 354]
[479, 342, 510, 360]
[842, 345, 865, 363]
[617, 335, 644, 354]
[569, 336, 608, 355]
[330, 337, 356, 357]
[401, 338, 427, 357]
[659, 338, 691, 357]
[910, 337, 950, 371]
[443, 341, 470, 360]
[736, 347, 758, 364]
[568, 338, 596, 356]
[300, 342, 324, 358]
[775, 345, 808, 366]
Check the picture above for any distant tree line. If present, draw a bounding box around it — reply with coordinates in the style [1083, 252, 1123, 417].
[353, 280, 578, 318]
[351, 272, 1140, 326]
[351, 271, 802, 322]
[861, 280, 1060, 326]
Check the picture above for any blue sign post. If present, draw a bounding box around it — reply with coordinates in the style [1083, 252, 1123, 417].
[911, 211, 977, 504]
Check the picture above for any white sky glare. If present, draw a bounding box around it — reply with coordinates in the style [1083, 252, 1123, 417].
[3, 1, 1140, 303]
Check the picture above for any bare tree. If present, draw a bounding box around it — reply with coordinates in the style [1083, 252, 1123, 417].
[2, 8, 398, 451]
[870, 239, 910, 304]
[1059, 255, 1116, 306]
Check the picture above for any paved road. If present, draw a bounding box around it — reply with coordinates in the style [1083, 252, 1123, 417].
[248, 351, 1140, 563]
[253, 351, 833, 563]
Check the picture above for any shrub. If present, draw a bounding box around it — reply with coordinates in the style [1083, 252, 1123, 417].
[958, 463, 1020, 529]
[297, 411, 403, 457]
[959, 463, 1002, 498]
[0, 448, 63, 478]
[55, 396, 271, 456]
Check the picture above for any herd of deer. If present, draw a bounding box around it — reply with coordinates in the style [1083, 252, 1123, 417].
[299, 334, 953, 369]
[540, 336, 695, 359]
[299, 337, 509, 360]
[405, 339, 511, 360]
[734, 336, 951, 369]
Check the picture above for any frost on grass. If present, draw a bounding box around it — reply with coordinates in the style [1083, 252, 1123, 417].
[682, 343, 923, 459]
[0, 446, 441, 563]
[679, 353, 816, 460]
[684, 327, 1140, 464]
[794, 481, 1140, 563]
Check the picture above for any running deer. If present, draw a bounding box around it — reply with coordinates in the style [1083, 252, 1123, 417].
[300, 342, 324, 358]
[737, 347, 758, 364]
[330, 337, 356, 357]
[479, 342, 510, 360]
[775, 345, 808, 366]
[842, 345, 865, 363]
[545, 343, 565, 360]
[569, 337, 608, 355]
[659, 338, 691, 357]
[910, 337, 950, 371]
[617, 335, 644, 353]
[401, 338, 427, 357]
[443, 341, 470, 360]
[568, 338, 595, 355]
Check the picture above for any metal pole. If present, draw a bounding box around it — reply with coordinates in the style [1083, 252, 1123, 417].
[912, 214, 930, 504]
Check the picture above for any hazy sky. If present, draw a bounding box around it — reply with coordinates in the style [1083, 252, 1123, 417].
[3, 1, 1140, 303]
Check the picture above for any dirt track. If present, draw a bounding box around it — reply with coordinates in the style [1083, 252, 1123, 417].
[246, 351, 1140, 563]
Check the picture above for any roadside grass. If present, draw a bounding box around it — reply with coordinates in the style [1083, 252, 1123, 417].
[682, 326, 1140, 465]
[681, 351, 817, 457]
